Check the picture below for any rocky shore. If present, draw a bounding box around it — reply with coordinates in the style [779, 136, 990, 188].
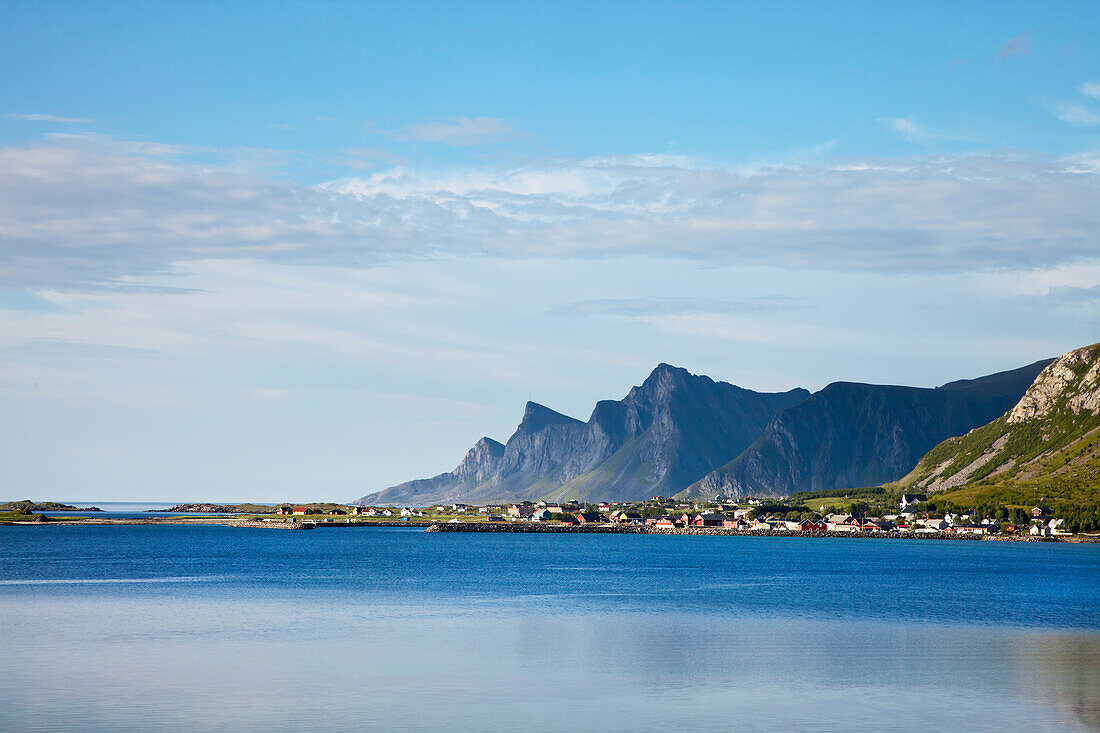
[425, 522, 1091, 541]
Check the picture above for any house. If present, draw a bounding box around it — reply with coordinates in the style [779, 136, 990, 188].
[328, 508, 346, 516]
[651, 496, 665, 503]
[597, 503, 611, 513]
[618, 511, 643, 524]
[531, 508, 552, 522]
[275, 506, 293, 515]
[451, 504, 468, 512]
[1030, 524, 1052, 536]
[1049, 518, 1070, 535]
[951, 524, 988, 535]
[651, 516, 677, 528]
[575, 511, 602, 524]
[508, 505, 533, 518]
[900, 494, 924, 510]
[693, 513, 726, 527]
[559, 515, 580, 526]
[723, 517, 749, 529]
[292, 506, 311, 515]
[1031, 507, 1046, 518]
[826, 516, 858, 532]
[798, 519, 826, 532]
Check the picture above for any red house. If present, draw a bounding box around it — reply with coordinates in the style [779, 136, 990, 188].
[798, 520, 826, 532]
[723, 518, 748, 529]
[652, 517, 676, 527]
[275, 506, 293, 515]
[559, 516, 579, 526]
[575, 511, 602, 524]
[693, 513, 726, 527]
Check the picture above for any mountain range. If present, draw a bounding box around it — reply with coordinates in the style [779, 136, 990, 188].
[357, 356, 1051, 506]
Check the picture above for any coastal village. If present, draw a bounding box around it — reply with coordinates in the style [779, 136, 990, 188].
[269, 493, 1080, 538]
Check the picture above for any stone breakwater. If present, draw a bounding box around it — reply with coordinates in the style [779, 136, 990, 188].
[226, 520, 313, 530]
[425, 523, 1078, 541]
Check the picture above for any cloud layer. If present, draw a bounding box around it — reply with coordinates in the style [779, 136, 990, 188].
[3, 138, 1100, 290]
[8, 113, 93, 123]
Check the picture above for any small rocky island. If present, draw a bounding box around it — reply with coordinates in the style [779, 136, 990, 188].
[151, 503, 277, 513]
[0, 500, 102, 512]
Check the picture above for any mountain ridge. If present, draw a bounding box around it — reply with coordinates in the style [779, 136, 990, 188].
[358, 357, 1054, 506]
[676, 359, 1052, 500]
[357, 364, 809, 505]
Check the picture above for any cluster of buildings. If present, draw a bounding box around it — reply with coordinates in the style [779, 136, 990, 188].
[302, 495, 1074, 536]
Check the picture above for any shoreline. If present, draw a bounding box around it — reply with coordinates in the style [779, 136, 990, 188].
[4, 516, 1097, 542]
[423, 522, 1099, 542]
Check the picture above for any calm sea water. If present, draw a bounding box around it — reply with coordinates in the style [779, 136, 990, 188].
[1, 525, 1098, 732]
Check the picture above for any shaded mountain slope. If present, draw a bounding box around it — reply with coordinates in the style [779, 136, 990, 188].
[678, 359, 1051, 500]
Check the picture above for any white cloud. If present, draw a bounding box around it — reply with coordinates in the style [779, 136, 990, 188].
[1053, 102, 1100, 126]
[2, 136, 1100, 291]
[1082, 82, 1100, 100]
[8, 113, 93, 123]
[395, 116, 520, 146]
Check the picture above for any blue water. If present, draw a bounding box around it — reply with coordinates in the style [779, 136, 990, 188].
[2, 525, 1098, 732]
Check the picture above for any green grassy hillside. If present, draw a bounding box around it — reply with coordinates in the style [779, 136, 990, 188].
[897, 343, 1100, 508]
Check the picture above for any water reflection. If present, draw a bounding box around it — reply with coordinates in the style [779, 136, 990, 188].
[3, 596, 1097, 732]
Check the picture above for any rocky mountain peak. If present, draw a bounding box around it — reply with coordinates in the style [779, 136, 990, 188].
[518, 401, 581, 433]
[453, 437, 505, 481]
[1007, 343, 1100, 424]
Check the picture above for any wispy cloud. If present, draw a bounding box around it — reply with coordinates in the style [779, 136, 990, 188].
[395, 116, 520, 146]
[1053, 102, 1100, 126]
[8, 113, 93, 123]
[999, 34, 1030, 59]
[3, 136, 1100, 290]
[879, 117, 965, 144]
[551, 296, 802, 317]
[1082, 82, 1100, 100]
[1028, 284, 1100, 307]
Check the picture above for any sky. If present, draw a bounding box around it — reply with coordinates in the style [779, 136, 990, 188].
[1, 0, 1099, 502]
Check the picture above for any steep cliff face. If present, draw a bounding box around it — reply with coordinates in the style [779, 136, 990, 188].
[549, 364, 810, 501]
[356, 364, 809, 505]
[679, 358, 1051, 500]
[900, 344, 1100, 493]
[452, 437, 506, 482]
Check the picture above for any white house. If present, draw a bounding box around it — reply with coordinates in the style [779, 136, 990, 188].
[1049, 518, 1070, 535]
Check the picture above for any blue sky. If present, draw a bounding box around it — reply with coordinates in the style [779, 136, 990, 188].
[1, 1, 1098, 501]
